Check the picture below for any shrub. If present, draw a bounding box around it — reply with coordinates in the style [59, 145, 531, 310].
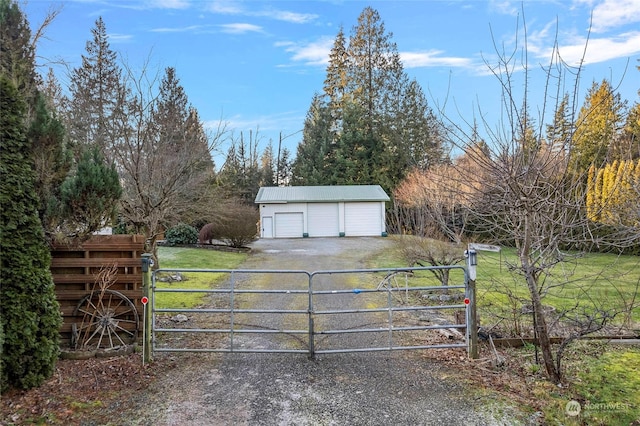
[165, 223, 198, 246]
[1, 77, 62, 393]
[198, 223, 220, 244]
[217, 202, 259, 248]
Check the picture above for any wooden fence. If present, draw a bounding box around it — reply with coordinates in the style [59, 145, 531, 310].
[51, 235, 145, 348]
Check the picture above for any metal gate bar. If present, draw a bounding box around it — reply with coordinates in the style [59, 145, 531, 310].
[152, 269, 311, 354]
[148, 266, 471, 358]
[309, 268, 468, 356]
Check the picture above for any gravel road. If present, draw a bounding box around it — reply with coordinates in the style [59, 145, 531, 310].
[124, 238, 523, 425]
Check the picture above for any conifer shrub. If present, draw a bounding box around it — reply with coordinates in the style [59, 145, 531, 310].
[1, 77, 62, 393]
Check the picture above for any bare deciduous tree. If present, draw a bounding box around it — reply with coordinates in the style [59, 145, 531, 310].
[439, 15, 639, 383]
[113, 60, 226, 265]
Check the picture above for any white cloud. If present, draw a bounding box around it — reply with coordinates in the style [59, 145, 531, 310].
[256, 9, 318, 24]
[277, 36, 334, 66]
[544, 31, 640, 65]
[108, 33, 134, 43]
[489, 0, 519, 16]
[206, 1, 317, 24]
[207, 0, 244, 14]
[400, 50, 474, 69]
[145, 0, 190, 9]
[589, 0, 640, 32]
[219, 23, 263, 34]
[150, 24, 207, 33]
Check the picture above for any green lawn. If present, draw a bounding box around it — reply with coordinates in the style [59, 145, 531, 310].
[474, 248, 640, 329]
[368, 237, 640, 328]
[367, 237, 640, 424]
[153, 246, 248, 309]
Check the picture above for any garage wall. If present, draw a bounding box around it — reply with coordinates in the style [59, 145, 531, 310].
[259, 201, 386, 238]
[259, 203, 307, 238]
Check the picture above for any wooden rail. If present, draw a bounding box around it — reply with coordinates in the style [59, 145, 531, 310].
[51, 235, 145, 347]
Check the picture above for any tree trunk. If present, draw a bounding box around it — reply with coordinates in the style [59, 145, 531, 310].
[524, 267, 561, 383]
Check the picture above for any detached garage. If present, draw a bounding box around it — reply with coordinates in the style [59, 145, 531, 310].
[255, 185, 390, 238]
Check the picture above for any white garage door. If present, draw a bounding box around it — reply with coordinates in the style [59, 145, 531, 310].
[344, 202, 382, 236]
[308, 203, 339, 237]
[275, 212, 304, 238]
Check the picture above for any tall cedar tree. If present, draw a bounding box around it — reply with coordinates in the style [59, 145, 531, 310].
[66, 17, 125, 162]
[1, 76, 62, 393]
[0, 0, 40, 114]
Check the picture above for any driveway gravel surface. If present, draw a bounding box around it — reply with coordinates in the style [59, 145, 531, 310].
[123, 238, 523, 425]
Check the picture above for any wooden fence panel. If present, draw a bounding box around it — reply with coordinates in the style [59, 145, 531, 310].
[51, 235, 146, 347]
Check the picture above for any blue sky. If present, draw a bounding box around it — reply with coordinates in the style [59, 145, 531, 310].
[24, 0, 640, 165]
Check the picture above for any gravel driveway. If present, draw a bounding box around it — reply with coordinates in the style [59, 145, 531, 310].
[125, 238, 522, 425]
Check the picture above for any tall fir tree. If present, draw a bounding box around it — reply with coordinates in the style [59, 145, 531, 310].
[0, 76, 62, 392]
[546, 93, 573, 154]
[323, 26, 349, 137]
[292, 94, 335, 185]
[260, 141, 276, 187]
[293, 7, 446, 191]
[66, 17, 126, 162]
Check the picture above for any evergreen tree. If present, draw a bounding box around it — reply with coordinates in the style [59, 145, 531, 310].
[323, 26, 349, 136]
[28, 92, 72, 234]
[58, 146, 121, 237]
[395, 79, 446, 171]
[217, 130, 261, 202]
[276, 147, 293, 186]
[346, 7, 404, 135]
[260, 141, 276, 187]
[293, 7, 446, 190]
[571, 79, 626, 173]
[546, 93, 573, 153]
[0, 0, 40, 113]
[619, 101, 640, 160]
[0, 76, 62, 393]
[292, 94, 335, 185]
[66, 17, 126, 161]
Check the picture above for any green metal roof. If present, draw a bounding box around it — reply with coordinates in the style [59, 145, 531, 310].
[255, 185, 390, 204]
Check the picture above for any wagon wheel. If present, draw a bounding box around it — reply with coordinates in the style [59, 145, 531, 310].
[72, 289, 139, 350]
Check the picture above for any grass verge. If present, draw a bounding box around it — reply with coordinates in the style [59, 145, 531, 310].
[154, 246, 248, 309]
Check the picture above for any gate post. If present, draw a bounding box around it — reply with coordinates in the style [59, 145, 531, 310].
[141, 253, 153, 364]
[468, 279, 478, 359]
[466, 250, 479, 359]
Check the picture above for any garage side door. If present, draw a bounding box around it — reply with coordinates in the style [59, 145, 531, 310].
[344, 202, 382, 236]
[308, 203, 339, 237]
[275, 212, 304, 238]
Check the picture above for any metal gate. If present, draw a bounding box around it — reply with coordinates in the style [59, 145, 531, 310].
[143, 265, 477, 360]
